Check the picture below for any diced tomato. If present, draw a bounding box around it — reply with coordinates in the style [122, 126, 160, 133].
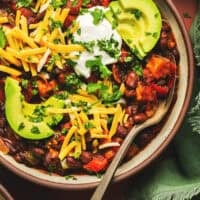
[61, 122, 72, 130]
[136, 83, 156, 102]
[63, 14, 77, 28]
[146, 55, 176, 79]
[66, 0, 82, 15]
[19, 8, 34, 18]
[100, 0, 110, 7]
[37, 80, 57, 98]
[83, 155, 108, 173]
[151, 84, 169, 97]
[104, 149, 116, 162]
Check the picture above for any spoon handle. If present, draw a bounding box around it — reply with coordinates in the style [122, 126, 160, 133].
[90, 125, 142, 200]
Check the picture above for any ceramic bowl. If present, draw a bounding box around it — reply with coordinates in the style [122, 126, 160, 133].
[0, 0, 194, 190]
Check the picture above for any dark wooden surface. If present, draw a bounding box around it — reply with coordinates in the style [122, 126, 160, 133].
[0, 1, 198, 200]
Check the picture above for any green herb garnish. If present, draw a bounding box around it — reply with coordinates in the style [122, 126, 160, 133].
[86, 56, 111, 79]
[98, 36, 120, 59]
[91, 8, 104, 25]
[17, 0, 33, 8]
[18, 122, 25, 131]
[50, 0, 66, 8]
[132, 9, 142, 20]
[65, 73, 83, 92]
[65, 175, 77, 180]
[132, 65, 143, 76]
[31, 126, 40, 134]
[49, 18, 62, 30]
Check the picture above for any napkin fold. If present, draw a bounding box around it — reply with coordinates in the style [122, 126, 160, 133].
[125, 9, 200, 200]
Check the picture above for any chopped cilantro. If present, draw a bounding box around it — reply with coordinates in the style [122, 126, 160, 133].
[21, 79, 29, 89]
[96, 173, 103, 179]
[28, 115, 43, 123]
[32, 89, 38, 96]
[154, 13, 159, 18]
[33, 105, 46, 117]
[73, 40, 95, 53]
[54, 92, 68, 100]
[66, 59, 77, 67]
[65, 73, 83, 92]
[82, 0, 91, 6]
[31, 126, 40, 134]
[86, 56, 111, 78]
[80, 8, 89, 15]
[49, 18, 62, 30]
[0, 27, 6, 48]
[145, 32, 158, 39]
[132, 9, 142, 20]
[65, 175, 77, 180]
[87, 83, 122, 104]
[50, 0, 66, 8]
[91, 8, 104, 25]
[77, 28, 81, 35]
[47, 54, 61, 70]
[17, 0, 33, 8]
[132, 65, 143, 76]
[98, 36, 120, 59]
[61, 128, 68, 135]
[84, 121, 95, 130]
[18, 122, 25, 131]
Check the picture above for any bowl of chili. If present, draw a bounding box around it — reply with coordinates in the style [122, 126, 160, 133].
[0, 0, 194, 190]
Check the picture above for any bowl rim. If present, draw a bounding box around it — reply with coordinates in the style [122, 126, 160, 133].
[0, 184, 14, 200]
[0, 0, 194, 191]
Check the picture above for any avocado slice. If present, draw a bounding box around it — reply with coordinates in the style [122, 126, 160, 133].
[119, 0, 162, 53]
[22, 96, 64, 127]
[5, 77, 65, 140]
[107, 0, 162, 59]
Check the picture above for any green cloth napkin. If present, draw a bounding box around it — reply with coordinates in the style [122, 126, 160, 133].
[125, 10, 200, 200]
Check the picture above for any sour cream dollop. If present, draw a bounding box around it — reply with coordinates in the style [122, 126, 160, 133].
[72, 6, 122, 78]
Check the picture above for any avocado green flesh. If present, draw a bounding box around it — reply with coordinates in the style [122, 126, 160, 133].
[5, 77, 64, 140]
[107, 0, 162, 59]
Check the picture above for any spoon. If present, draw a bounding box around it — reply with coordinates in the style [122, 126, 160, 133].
[91, 74, 176, 200]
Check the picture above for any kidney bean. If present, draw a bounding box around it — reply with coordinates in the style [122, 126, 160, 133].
[0, 118, 5, 128]
[124, 116, 135, 129]
[160, 37, 168, 49]
[125, 71, 139, 89]
[125, 145, 140, 161]
[112, 64, 122, 84]
[32, 148, 45, 158]
[124, 88, 136, 97]
[116, 125, 129, 138]
[44, 149, 58, 165]
[66, 156, 82, 169]
[137, 133, 156, 147]
[14, 153, 24, 163]
[3, 139, 17, 154]
[80, 151, 93, 164]
[134, 113, 147, 124]
[162, 22, 171, 32]
[125, 105, 138, 116]
[23, 151, 40, 166]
